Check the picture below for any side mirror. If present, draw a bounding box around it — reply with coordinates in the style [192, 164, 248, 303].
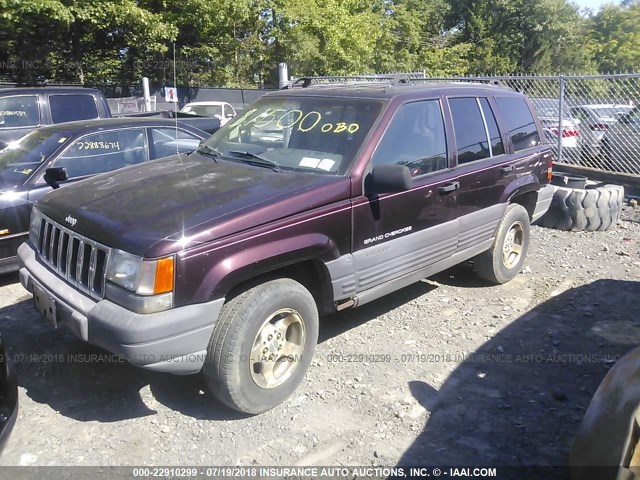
[226, 113, 234, 119]
[367, 164, 412, 195]
[44, 167, 68, 189]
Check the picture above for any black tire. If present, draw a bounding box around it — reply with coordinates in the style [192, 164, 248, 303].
[539, 183, 624, 232]
[475, 204, 530, 285]
[203, 278, 319, 414]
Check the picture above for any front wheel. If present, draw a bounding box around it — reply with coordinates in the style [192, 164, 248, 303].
[203, 278, 319, 414]
[474, 204, 530, 284]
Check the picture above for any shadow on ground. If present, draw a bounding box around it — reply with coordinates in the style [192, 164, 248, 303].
[0, 275, 439, 423]
[396, 279, 640, 477]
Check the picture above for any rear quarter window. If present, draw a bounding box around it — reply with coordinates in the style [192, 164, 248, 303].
[49, 94, 99, 124]
[495, 97, 541, 151]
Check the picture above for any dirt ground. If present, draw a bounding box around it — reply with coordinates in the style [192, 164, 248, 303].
[1, 205, 640, 474]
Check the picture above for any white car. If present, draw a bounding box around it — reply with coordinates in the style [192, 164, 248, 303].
[570, 104, 634, 157]
[180, 101, 237, 126]
[531, 98, 580, 160]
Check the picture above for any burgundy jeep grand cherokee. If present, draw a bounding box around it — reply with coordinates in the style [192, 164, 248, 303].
[18, 80, 554, 413]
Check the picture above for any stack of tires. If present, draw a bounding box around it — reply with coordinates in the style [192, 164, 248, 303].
[539, 172, 625, 232]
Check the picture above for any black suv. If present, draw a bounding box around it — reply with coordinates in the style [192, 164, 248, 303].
[18, 79, 554, 414]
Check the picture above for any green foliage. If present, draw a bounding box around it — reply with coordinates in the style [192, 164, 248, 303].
[589, 0, 640, 73]
[0, 0, 636, 87]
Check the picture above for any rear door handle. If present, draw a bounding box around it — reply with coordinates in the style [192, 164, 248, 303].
[439, 181, 460, 195]
[500, 165, 516, 175]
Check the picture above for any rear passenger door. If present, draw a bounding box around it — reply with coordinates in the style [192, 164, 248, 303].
[449, 96, 543, 252]
[447, 96, 526, 254]
[350, 99, 459, 294]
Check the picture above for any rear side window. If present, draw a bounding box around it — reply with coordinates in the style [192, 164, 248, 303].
[449, 97, 491, 164]
[479, 98, 505, 156]
[49, 94, 99, 124]
[150, 128, 203, 159]
[0, 95, 39, 128]
[495, 97, 541, 151]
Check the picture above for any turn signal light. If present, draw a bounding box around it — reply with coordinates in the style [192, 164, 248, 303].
[154, 257, 174, 294]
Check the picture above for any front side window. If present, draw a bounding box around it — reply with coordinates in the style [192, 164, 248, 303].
[49, 94, 99, 124]
[495, 97, 541, 151]
[200, 96, 383, 175]
[0, 95, 39, 128]
[150, 128, 203, 159]
[449, 97, 492, 164]
[53, 128, 146, 178]
[371, 100, 447, 176]
[0, 129, 66, 189]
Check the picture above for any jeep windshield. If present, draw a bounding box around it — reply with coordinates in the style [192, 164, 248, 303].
[0, 129, 67, 189]
[198, 96, 384, 175]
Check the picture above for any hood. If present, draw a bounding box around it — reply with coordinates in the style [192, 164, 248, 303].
[37, 153, 351, 257]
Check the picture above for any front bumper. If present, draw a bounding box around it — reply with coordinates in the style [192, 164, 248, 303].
[532, 184, 555, 223]
[0, 334, 18, 455]
[18, 242, 225, 375]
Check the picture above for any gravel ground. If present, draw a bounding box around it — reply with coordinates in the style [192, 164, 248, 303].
[0, 206, 639, 471]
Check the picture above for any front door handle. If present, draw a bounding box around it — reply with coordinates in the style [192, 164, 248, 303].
[500, 164, 516, 175]
[439, 181, 460, 195]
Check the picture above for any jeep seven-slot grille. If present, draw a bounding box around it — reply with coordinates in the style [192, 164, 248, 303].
[37, 215, 111, 299]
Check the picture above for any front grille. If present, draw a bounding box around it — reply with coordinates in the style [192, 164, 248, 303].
[36, 215, 111, 300]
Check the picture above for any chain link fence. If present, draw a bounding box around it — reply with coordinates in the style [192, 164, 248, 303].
[423, 74, 640, 176]
[290, 73, 640, 177]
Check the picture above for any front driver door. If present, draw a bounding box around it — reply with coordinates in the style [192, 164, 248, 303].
[351, 99, 459, 294]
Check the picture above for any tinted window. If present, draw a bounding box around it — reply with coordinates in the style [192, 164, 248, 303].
[449, 97, 490, 164]
[202, 97, 383, 175]
[371, 100, 447, 176]
[0, 130, 66, 188]
[479, 98, 505, 156]
[49, 94, 99, 124]
[150, 128, 202, 159]
[496, 97, 541, 151]
[0, 95, 39, 128]
[54, 128, 145, 178]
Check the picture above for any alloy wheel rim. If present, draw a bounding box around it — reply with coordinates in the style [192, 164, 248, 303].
[502, 221, 524, 270]
[249, 308, 306, 389]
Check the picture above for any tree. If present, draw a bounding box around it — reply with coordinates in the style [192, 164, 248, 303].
[589, 0, 640, 73]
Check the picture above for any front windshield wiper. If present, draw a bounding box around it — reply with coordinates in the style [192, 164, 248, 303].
[196, 144, 221, 161]
[228, 150, 281, 173]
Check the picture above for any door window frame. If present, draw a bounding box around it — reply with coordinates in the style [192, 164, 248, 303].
[35, 126, 149, 184]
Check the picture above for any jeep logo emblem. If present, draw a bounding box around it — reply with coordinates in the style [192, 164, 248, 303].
[65, 215, 77, 227]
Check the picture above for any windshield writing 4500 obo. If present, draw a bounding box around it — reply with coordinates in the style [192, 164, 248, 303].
[200, 97, 383, 175]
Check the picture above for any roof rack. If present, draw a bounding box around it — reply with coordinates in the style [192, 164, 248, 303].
[286, 75, 416, 89]
[284, 75, 506, 90]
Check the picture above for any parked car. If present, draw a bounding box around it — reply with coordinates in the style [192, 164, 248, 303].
[0, 330, 18, 455]
[0, 117, 208, 273]
[180, 101, 237, 126]
[0, 87, 112, 150]
[601, 105, 640, 174]
[531, 98, 580, 158]
[570, 104, 634, 158]
[17, 79, 554, 414]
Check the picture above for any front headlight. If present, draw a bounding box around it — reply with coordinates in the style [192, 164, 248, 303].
[106, 249, 174, 295]
[29, 206, 42, 246]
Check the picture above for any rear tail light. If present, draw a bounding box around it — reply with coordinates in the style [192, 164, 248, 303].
[561, 126, 579, 137]
[590, 124, 609, 131]
[545, 153, 553, 182]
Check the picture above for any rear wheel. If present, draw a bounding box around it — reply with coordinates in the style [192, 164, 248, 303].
[203, 278, 319, 414]
[475, 204, 530, 285]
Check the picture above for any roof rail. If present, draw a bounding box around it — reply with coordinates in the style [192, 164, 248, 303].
[287, 75, 417, 89]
